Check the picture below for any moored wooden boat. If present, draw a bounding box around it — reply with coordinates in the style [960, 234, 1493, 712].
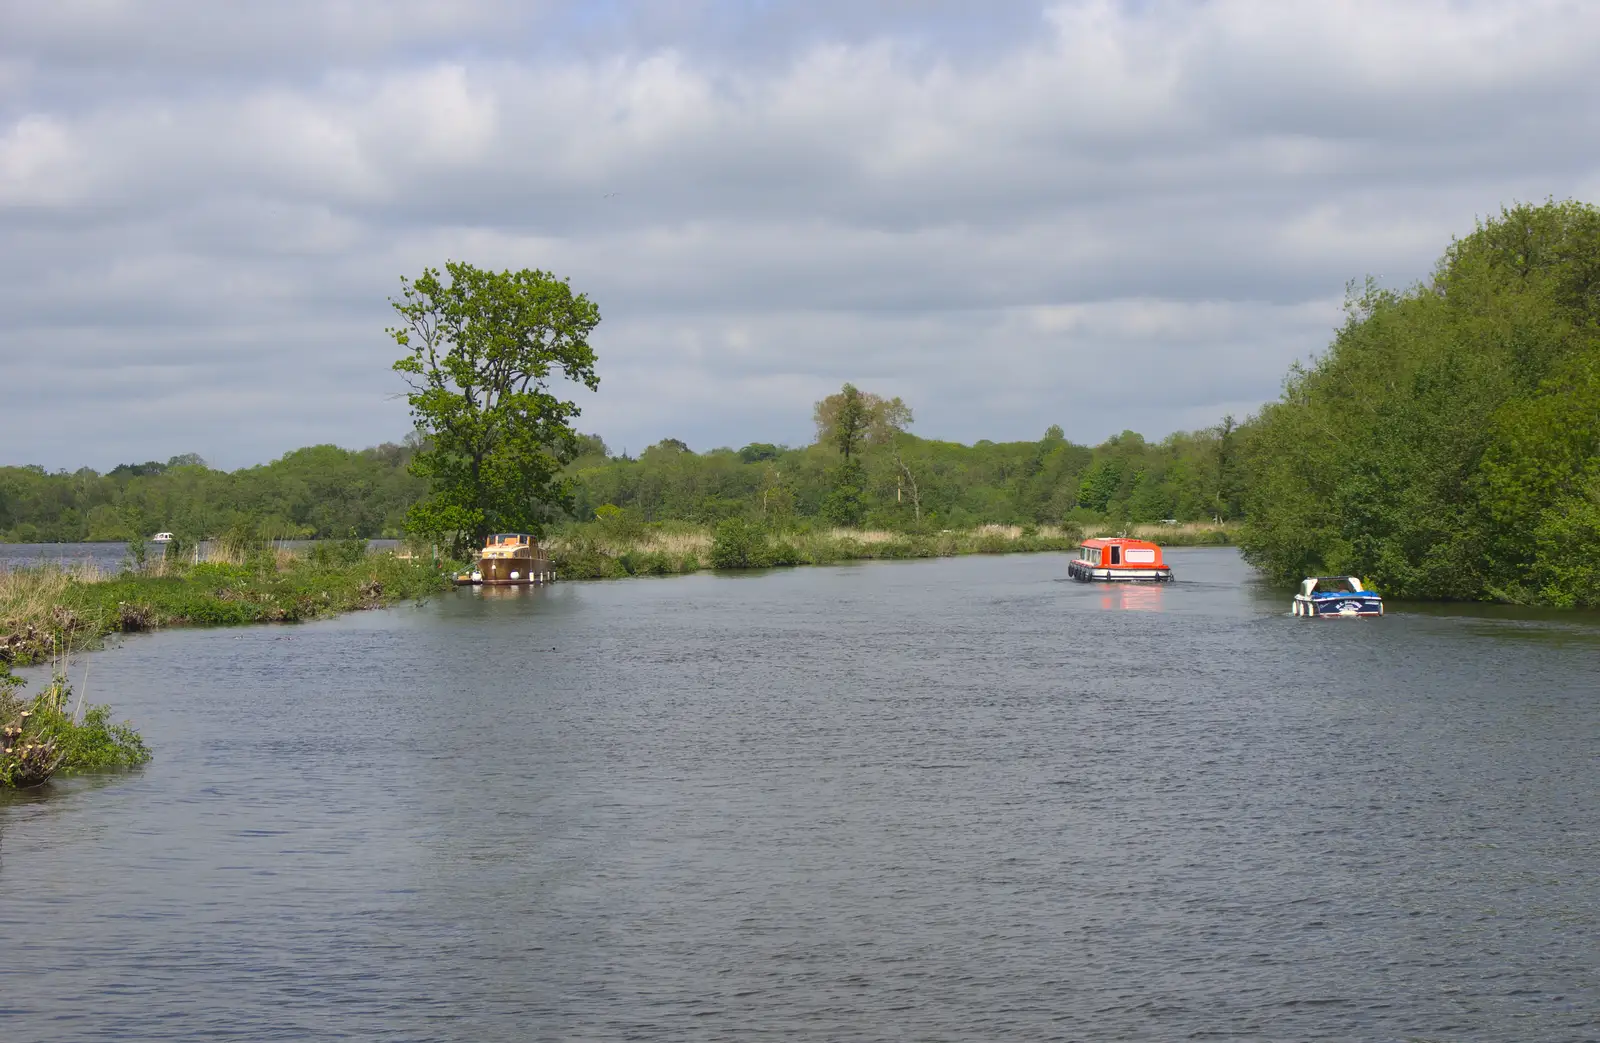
[1067, 537, 1174, 582]
[454, 533, 553, 586]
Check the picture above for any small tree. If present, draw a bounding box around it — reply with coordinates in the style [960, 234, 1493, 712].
[390, 262, 600, 557]
[894, 452, 922, 522]
[814, 384, 914, 527]
[757, 463, 794, 525]
[822, 459, 867, 526]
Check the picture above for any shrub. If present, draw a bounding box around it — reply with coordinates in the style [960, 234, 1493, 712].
[618, 549, 679, 576]
[552, 542, 628, 579]
[1, 671, 150, 788]
[310, 536, 368, 567]
[710, 518, 769, 569]
[767, 540, 803, 567]
[594, 503, 645, 543]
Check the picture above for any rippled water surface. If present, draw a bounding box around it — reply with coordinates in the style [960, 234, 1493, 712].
[3, 549, 1597, 1041]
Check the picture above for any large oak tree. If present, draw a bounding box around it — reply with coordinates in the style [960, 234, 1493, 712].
[390, 262, 600, 556]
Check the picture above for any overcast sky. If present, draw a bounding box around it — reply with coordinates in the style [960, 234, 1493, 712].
[3, 0, 1599, 471]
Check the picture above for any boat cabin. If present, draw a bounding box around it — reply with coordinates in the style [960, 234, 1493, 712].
[456, 532, 553, 586]
[1067, 537, 1174, 582]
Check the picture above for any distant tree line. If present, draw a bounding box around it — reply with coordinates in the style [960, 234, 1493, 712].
[0, 415, 1243, 545]
[566, 396, 1243, 533]
[0, 444, 426, 543]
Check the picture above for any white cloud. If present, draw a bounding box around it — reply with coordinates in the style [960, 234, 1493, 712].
[0, 114, 83, 204]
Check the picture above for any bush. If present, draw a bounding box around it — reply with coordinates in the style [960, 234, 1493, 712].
[767, 540, 803, 567]
[552, 540, 628, 579]
[2, 671, 150, 788]
[710, 518, 770, 569]
[594, 503, 645, 543]
[310, 536, 368, 567]
[618, 549, 679, 576]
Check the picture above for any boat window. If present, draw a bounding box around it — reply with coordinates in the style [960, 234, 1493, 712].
[1110, 546, 1121, 565]
[1125, 548, 1156, 564]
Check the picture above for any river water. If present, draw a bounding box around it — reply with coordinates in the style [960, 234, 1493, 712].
[2, 549, 1596, 1041]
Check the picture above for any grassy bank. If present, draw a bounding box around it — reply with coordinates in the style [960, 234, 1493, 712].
[548, 519, 1236, 580]
[0, 546, 452, 668]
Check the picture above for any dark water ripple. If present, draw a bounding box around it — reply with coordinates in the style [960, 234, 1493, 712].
[2, 548, 1597, 1041]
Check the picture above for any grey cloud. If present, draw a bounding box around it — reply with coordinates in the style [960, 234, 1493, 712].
[2, 1, 1599, 470]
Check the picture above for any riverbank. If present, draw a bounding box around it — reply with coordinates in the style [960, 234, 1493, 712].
[0, 549, 452, 667]
[548, 520, 1235, 579]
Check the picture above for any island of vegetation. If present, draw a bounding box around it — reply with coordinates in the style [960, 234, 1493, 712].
[2, 666, 150, 788]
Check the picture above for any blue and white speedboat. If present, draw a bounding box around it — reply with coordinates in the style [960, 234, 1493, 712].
[1292, 576, 1383, 618]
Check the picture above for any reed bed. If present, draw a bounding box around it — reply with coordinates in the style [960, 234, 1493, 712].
[548, 520, 1118, 579]
[0, 552, 452, 668]
[1088, 521, 1237, 546]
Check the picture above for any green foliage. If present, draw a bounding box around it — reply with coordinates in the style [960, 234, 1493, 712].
[817, 383, 871, 460]
[709, 518, 777, 569]
[738, 443, 781, 463]
[1527, 474, 1600, 607]
[553, 517, 1089, 580]
[1238, 200, 1600, 605]
[390, 261, 601, 557]
[0, 442, 425, 543]
[1, 671, 150, 787]
[564, 418, 1239, 535]
[593, 503, 646, 543]
[309, 534, 369, 567]
[822, 459, 867, 526]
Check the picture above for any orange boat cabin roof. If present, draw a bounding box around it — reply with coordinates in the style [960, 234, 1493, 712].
[1074, 537, 1167, 567]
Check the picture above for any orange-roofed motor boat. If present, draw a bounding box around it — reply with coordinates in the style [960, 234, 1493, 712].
[1067, 537, 1174, 583]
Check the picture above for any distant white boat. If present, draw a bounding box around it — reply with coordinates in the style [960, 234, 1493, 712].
[151, 532, 174, 543]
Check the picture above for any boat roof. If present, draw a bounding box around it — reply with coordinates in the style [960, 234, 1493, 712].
[1301, 576, 1371, 594]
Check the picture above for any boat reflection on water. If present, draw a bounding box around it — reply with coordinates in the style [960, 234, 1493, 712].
[468, 583, 551, 601]
[1099, 583, 1166, 612]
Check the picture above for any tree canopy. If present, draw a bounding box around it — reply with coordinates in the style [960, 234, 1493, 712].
[390, 262, 600, 554]
[1237, 200, 1600, 606]
[813, 384, 912, 460]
